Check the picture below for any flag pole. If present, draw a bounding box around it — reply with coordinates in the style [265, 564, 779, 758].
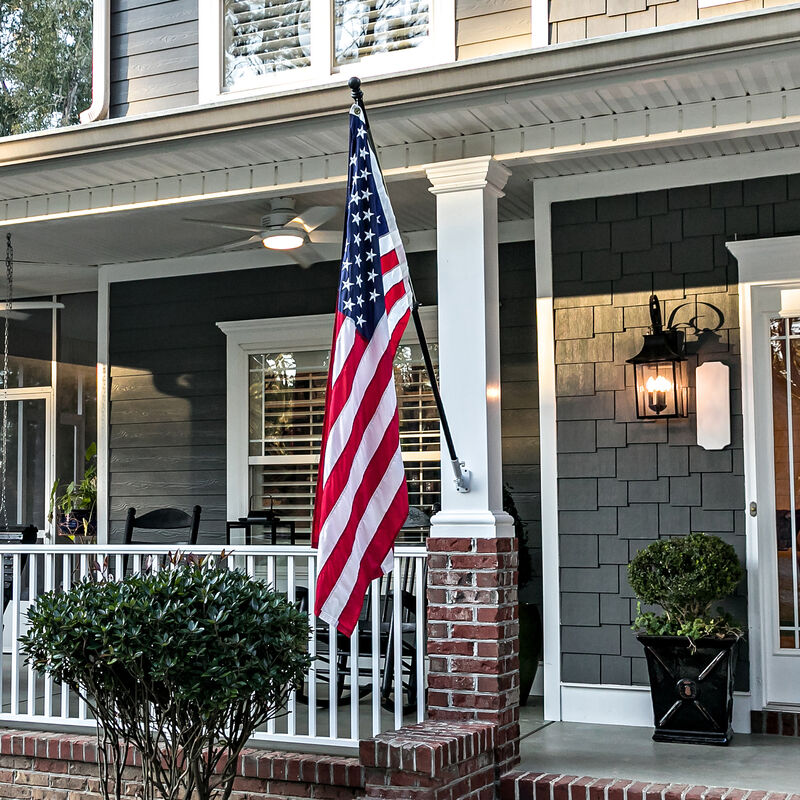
[348, 76, 470, 494]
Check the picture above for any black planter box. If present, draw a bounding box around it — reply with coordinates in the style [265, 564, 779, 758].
[638, 634, 739, 746]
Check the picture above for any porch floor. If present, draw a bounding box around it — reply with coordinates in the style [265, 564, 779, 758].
[517, 718, 800, 794]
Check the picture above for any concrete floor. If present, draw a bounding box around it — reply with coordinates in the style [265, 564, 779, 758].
[518, 720, 800, 793]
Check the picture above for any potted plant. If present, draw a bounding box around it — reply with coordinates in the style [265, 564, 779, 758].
[48, 442, 97, 542]
[503, 485, 541, 706]
[20, 552, 311, 800]
[628, 532, 744, 745]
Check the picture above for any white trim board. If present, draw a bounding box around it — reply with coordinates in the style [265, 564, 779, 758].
[561, 684, 752, 734]
[534, 145, 800, 723]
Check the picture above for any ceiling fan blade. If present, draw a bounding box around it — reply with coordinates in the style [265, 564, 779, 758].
[308, 229, 342, 245]
[287, 245, 323, 270]
[181, 236, 262, 257]
[0, 311, 31, 320]
[182, 219, 262, 234]
[0, 301, 65, 311]
[293, 206, 340, 232]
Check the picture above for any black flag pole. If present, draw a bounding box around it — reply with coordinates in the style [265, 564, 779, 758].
[348, 76, 470, 494]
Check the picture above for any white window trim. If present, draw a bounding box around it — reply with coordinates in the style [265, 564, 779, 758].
[198, 0, 456, 105]
[217, 307, 438, 522]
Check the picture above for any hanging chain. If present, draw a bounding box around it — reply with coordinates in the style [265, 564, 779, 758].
[0, 234, 12, 530]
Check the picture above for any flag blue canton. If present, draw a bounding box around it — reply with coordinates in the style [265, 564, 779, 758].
[337, 109, 390, 340]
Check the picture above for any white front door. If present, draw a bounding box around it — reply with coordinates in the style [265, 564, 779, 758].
[751, 284, 800, 707]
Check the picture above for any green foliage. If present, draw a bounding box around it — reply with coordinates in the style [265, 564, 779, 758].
[20, 553, 311, 800]
[48, 442, 97, 531]
[0, 0, 92, 136]
[628, 533, 744, 640]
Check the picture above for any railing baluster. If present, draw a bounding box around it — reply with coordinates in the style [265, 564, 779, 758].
[60, 553, 71, 720]
[349, 605, 359, 741]
[328, 619, 338, 740]
[371, 579, 380, 736]
[393, 561, 403, 731]
[43, 553, 53, 718]
[415, 556, 425, 723]
[307, 554, 317, 738]
[26, 554, 37, 717]
[287, 555, 296, 737]
[267, 554, 276, 736]
[10, 553, 20, 716]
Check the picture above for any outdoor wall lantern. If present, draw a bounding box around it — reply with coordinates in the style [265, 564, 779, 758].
[626, 294, 688, 420]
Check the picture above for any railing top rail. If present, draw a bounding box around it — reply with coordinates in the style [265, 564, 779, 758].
[0, 544, 429, 557]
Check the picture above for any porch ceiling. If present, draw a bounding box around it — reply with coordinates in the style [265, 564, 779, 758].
[4, 10, 800, 295]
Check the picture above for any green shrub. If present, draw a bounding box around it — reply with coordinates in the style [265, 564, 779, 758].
[628, 533, 744, 639]
[20, 553, 311, 800]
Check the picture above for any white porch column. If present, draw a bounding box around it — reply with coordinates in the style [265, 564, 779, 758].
[425, 156, 513, 539]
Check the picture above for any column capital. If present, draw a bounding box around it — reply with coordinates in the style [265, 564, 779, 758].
[425, 156, 511, 197]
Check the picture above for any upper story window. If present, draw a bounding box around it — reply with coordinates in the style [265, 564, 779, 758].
[199, 0, 454, 102]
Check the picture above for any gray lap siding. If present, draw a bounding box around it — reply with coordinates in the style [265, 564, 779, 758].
[552, 175, 800, 689]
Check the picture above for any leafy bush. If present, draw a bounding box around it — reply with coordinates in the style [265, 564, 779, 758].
[628, 533, 744, 640]
[20, 554, 311, 800]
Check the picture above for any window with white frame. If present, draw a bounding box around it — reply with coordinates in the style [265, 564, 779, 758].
[200, 0, 455, 100]
[219, 311, 440, 544]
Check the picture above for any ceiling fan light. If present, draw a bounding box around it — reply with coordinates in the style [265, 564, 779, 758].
[262, 229, 305, 250]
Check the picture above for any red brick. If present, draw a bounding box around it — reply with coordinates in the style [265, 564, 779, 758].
[608, 779, 634, 800]
[589, 778, 616, 800]
[427, 539, 472, 552]
[535, 775, 562, 800]
[554, 775, 580, 800]
[684, 786, 708, 800]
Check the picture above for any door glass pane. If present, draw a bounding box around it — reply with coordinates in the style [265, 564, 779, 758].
[0, 399, 47, 531]
[771, 319, 800, 648]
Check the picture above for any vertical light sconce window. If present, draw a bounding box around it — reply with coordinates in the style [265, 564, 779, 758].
[626, 294, 689, 420]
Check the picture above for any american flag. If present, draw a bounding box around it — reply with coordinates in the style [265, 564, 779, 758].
[311, 102, 414, 636]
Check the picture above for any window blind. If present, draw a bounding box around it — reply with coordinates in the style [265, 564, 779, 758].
[248, 347, 440, 542]
[224, 0, 312, 87]
[334, 0, 430, 66]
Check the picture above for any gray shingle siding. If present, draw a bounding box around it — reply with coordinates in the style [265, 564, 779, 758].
[110, 0, 199, 118]
[553, 175, 800, 689]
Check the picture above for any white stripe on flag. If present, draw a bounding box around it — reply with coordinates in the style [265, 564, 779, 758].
[317, 448, 406, 625]
[316, 378, 399, 566]
[331, 317, 356, 385]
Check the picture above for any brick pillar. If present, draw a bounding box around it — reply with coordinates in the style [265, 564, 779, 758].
[426, 536, 520, 774]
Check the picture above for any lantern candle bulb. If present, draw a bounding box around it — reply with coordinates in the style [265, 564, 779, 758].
[645, 374, 673, 415]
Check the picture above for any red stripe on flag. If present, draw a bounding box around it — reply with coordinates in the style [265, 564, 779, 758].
[380, 248, 399, 273]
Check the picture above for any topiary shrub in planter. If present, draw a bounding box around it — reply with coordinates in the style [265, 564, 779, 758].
[628, 532, 744, 746]
[20, 553, 311, 800]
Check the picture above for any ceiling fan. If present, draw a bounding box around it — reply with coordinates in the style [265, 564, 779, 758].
[183, 197, 342, 268]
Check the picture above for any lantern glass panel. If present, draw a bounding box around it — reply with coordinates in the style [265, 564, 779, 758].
[634, 360, 687, 419]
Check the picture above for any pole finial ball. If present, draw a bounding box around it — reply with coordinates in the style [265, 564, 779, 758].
[348, 76, 363, 100]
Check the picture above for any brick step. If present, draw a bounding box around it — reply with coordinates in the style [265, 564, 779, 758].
[500, 771, 800, 800]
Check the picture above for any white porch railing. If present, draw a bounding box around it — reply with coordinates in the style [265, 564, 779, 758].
[0, 544, 427, 751]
